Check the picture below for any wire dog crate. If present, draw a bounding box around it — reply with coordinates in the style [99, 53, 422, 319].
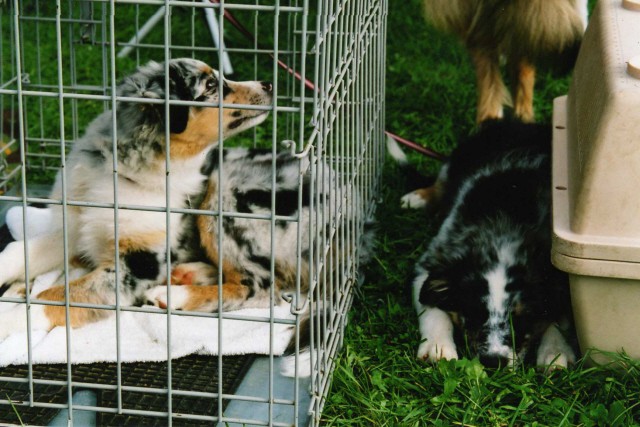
[0, 0, 386, 425]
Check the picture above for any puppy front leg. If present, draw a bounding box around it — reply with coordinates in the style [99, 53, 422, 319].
[169, 262, 217, 286]
[147, 261, 256, 312]
[416, 305, 458, 362]
[413, 271, 458, 361]
[146, 282, 252, 312]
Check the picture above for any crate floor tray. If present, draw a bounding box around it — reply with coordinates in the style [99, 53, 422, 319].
[0, 354, 254, 426]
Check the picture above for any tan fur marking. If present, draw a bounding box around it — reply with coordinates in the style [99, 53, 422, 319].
[411, 179, 446, 208]
[221, 260, 244, 286]
[513, 60, 536, 123]
[170, 108, 222, 159]
[179, 283, 251, 311]
[39, 273, 110, 328]
[193, 184, 251, 287]
[197, 180, 219, 262]
[415, 187, 439, 205]
[199, 64, 213, 74]
[169, 81, 266, 160]
[117, 232, 166, 253]
[275, 262, 309, 294]
[91, 233, 165, 266]
[225, 82, 258, 104]
[70, 256, 89, 269]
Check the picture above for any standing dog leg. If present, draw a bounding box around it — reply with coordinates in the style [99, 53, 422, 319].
[511, 58, 536, 123]
[470, 48, 510, 124]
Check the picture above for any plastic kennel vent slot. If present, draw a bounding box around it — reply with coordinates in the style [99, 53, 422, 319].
[552, 0, 640, 364]
[0, 1, 387, 425]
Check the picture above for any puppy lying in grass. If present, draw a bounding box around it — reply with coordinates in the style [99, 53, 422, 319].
[402, 120, 576, 368]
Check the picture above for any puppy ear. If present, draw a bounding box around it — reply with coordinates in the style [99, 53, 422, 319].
[118, 61, 190, 134]
[142, 62, 191, 134]
[165, 63, 190, 134]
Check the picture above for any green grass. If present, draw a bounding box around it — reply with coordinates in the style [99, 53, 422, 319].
[321, 0, 640, 425]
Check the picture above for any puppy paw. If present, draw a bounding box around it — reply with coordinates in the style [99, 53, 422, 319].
[537, 346, 576, 369]
[145, 285, 190, 310]
[417, 339, 458, 362]
[537, 324, 576, 369]
[170, 262, 216, 286]
[0, 282, 27, 299]
[401, 191, 428, 209]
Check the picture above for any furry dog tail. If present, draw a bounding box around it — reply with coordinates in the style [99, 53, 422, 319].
[497, 0, 585, 73]
[386, 135, 409, 165]
[423, 0, 586, 73]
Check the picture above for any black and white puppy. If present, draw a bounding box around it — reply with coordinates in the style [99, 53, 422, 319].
[406, 121, 575, 368]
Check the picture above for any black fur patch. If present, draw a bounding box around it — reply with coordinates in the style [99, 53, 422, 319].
[228, 118, 245, 130]
[235, 188, 310, 216]
[150, 62, 192, 134]
[457, 168, 546, 226]
[222, 82, 232, 99]
[0, 283, 11, 297]
[0, 224, 15, 253]
[240, 278, 256, 298]
[124, 250, 160, 280]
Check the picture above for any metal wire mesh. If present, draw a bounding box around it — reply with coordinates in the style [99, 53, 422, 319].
[0, 1, 386, 425]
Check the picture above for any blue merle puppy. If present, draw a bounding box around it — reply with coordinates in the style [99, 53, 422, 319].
[404, 120, 576, 368]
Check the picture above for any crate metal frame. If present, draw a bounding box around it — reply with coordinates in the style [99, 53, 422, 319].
[0, 0, 387, 425]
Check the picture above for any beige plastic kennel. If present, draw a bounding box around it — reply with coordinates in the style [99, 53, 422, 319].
[551, 0, 640, 364]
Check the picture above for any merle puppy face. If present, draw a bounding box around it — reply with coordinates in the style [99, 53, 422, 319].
[116, 58, 273, 160]
[419, 235, 561, 366]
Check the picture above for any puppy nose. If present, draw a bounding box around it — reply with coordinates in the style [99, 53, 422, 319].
[260, 81, 273, 93]
[479, 354, 510, 369]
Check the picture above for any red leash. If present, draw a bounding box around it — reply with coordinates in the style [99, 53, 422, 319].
[384, 131, 446, 161]
[210, 0, 445, 161]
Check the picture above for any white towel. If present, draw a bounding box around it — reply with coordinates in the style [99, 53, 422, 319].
[0, 206, 296, 368]
[0, 270, 295, 367]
